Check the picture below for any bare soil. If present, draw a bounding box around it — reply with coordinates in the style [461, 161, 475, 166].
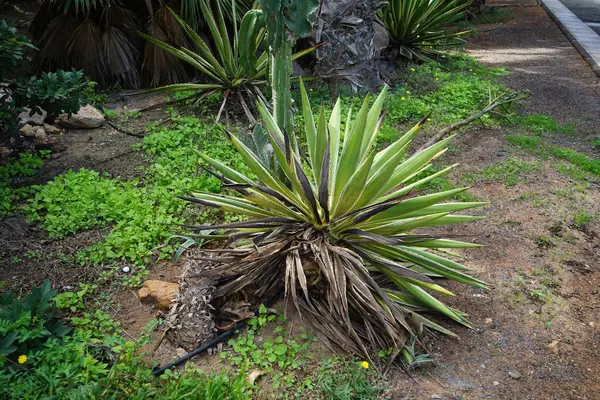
[1, 1, 599, 399]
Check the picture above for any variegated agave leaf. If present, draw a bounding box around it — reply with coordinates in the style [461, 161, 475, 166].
[183, 80, 488, 365]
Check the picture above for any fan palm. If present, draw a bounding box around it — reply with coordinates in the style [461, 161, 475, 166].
[182, 81, 488, 364]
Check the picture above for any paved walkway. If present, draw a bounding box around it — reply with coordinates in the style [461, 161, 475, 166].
[542, 0, 600, 75]
[559, 0, 600, 34]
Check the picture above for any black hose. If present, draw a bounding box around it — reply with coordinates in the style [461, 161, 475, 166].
[152, 291, 283, 376]
[152, 318, 247, 376]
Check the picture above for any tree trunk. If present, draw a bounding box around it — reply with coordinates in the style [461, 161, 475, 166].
[313, 0, 385, 91]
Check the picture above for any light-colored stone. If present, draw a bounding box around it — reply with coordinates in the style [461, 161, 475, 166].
[57, 105, 105, 129]
[43, 123, 63, 135]
[34, 128, 48, 145]
[18, 107, 47, 126]
[138, 280, 179, 311]
[19, 124, 38, 137]
[485, 318, 493, 324]
[508, 370, 521, 380]
[493, 381, 500, 386]
[0, 147, 11, 158]
[547, 340, 559, 353]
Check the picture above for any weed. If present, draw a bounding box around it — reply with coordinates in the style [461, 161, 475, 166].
[102, 107, 118, 120]
[222, 305, 315, 395]
[593, 138, 600, 150]
[572, 210, 597, 231]
[54, 283, 97, 313]
[554, 162, 589, 185]
[463, 158, 541, 186]
[535, 235, 556, 249]
[315, 357, 382, 400]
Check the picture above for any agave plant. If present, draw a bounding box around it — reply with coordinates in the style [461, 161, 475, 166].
[182, 81, 488, 364]
[379, 0, 470, 60]
[139, 2, 316, 118]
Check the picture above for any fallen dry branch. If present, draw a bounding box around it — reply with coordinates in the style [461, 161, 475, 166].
[416, 91, 529, 152]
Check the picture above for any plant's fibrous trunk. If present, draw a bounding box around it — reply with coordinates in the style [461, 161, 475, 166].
[313, 0, 385, 91]
[166, 256, 216, 351]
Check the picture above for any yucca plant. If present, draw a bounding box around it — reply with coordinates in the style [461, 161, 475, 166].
[139, 1, 316, 116]
[379, 0, 471, 60]
[182, 81, 488, 364]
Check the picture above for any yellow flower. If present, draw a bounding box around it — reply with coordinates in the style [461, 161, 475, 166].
[435, 77, 439, 81]
[18, 355, 27, 364]
[400, 96, 406, 101]
[360, 361, 369, 369]
[469, 68, 473, 71]
[405, 90, 410, 94]
[410, 68, 415, 72]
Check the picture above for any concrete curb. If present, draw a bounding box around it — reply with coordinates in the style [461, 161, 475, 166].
[541, 0, 600, 77]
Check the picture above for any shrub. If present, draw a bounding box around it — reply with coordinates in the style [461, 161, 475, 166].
[379, 0, 470, 60]
[182, 81, 487, 365]
[0, 20, 86, 144]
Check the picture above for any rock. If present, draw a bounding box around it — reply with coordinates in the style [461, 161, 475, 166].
[508, 370, 521, 380]
[485, 318, 493, 324]
[0, 146, 11, 159]
[175, 347, 188, 358]
[547, 340, 559, 353]
[122, 266, 130, 273]
[18, 107, 47, 126]
[431, 396, 442, 399]
[493, 381, 500, 386]
[34, 128, 48, 145]
[57, 105, 105, 129]
[43, 123, 63, 135]
[138, 280, 179, 311]
[373, 22, 389, 54]
[19, 124, 38, 137]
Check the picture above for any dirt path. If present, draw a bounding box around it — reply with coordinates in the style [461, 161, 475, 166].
[387, 3, 600, 399]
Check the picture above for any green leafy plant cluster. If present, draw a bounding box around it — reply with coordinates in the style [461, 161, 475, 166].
[24, 118, 250, 270]
[0, 281, 70, 368]
[223, 305, 316, 395]
[0, 151, 48, 216]
[302, 54, 511, 139]
[1, 282, 249, 399]
[0, 20, 86, 143]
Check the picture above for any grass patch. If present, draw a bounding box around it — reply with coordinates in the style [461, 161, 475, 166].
[518, 114, 575, 136]
[463, 158, 541, 186]
[508, 134, 600, 178]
